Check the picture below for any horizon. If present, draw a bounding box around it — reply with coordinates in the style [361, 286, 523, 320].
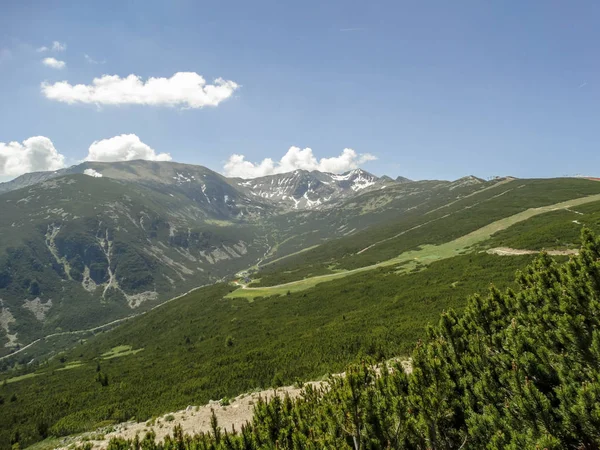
[0, 157, 596, 184]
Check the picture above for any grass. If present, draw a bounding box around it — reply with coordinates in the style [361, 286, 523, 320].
[7, 362, 84, 383]
[101, 345, 144, 359]
[482, 199, 600, 251]
[203, 220, 235, 227]
[5, 372, 39, 384]
[227, 193, 600, 299]
[253, 179, 600, 286]
[21, 437, 65, 450]
[261, 244, 321, 267]
[56, 362, 84, 371]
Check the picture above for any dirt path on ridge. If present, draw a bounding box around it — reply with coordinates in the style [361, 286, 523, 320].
[56, 360, 412, 449]
[486, 247, 579, 256]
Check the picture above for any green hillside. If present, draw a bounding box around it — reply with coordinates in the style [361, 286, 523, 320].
[2, 175, 600, 448]
[0, 163, 506, 362]
[80, 230, 600, 450]
[0, 173, 266, 356]
[482, 199, 600, 250]
[0, 252, 533, 448]
[254, 178, 600, 286]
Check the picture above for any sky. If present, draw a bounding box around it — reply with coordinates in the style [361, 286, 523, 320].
[1, 1, 599, 182]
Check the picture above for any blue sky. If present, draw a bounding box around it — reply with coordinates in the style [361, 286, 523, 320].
[0, 1, 599, 181]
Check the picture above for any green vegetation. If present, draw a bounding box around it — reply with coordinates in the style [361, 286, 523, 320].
[3, 171, 598, 363]
[0, 252, 533, 448]
[229, 192, 600, 298]
[255, 179, 600, 286]
[5, 372, 39, 384]
[56, 362, 84, 371]
[101, 345, 144, 359]
[78, 229, 600, 449]
[0, 172, 266, 359]
[483, 199, 600, 250]
[4, 173, 600, 448]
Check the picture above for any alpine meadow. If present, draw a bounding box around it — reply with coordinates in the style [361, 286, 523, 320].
[2, 2, 600, 449]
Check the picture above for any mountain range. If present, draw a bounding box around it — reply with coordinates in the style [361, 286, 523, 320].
[0, 160, 492, 357]
[3, 162, 600, 448]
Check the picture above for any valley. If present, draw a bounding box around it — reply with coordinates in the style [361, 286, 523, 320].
[2, 164, 600, 449]
[0, 161, 502, 362]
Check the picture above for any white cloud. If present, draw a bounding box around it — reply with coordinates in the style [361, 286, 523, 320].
[223, 147, 377, 178]
[0, 136, 66, 177]
[83, 168, 103, 177]
[42, 57, 66, 69]
[84, 54, 105, 64]
[85, 134, 172, 162]
[37, 41, 66, 52]
[41, 72, 239, 108]
[52, 41, 66, 52]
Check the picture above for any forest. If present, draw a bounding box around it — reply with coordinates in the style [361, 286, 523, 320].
[79, 229, 600, 449]
[0, 252, 532, 448]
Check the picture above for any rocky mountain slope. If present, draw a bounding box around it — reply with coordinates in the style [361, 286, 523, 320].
[0, 172, 270, 354]
[4, 171, 600, 448]
[232, 168, 393, 210]
[0, 160, 491, 357]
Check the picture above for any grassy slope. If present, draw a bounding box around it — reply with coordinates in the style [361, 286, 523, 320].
[229, 193, 600, 299]
[257, 179, 500, 265]
[0, 252, 534, 448]
[2, 178, 599, 447]
[252, 179, 600, 288]
[482, 199, 600, 250]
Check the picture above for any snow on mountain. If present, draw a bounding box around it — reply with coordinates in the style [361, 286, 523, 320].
[0, 160, 412, 211]
[233, 168, 390, 210]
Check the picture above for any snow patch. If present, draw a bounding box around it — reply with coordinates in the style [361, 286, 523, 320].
[173, 172, 193, 183]
[84, 168, 103, 178]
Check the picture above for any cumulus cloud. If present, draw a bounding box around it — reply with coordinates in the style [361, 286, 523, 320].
[41, 72, 239, 108]
[0, 136, 66, 177]
[37, 41, 66, 52]
[223, 147, 377, 178]
[85, 134, 172, 162]
[42, 57, 66, 69]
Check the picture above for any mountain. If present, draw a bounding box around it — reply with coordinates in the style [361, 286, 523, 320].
[231, 168, 388, 210]
[0, 172, 271, 353]
[0, 160, 510, 359]
[1, 160, 272, 219]
[0, 161, 284, 355]
[3, 174, 600, 449]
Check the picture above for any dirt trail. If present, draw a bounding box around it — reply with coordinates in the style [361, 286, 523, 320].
[56, 384, 319, 449]
[487, 247, 579, 256]
[57, 360, 412, 449]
